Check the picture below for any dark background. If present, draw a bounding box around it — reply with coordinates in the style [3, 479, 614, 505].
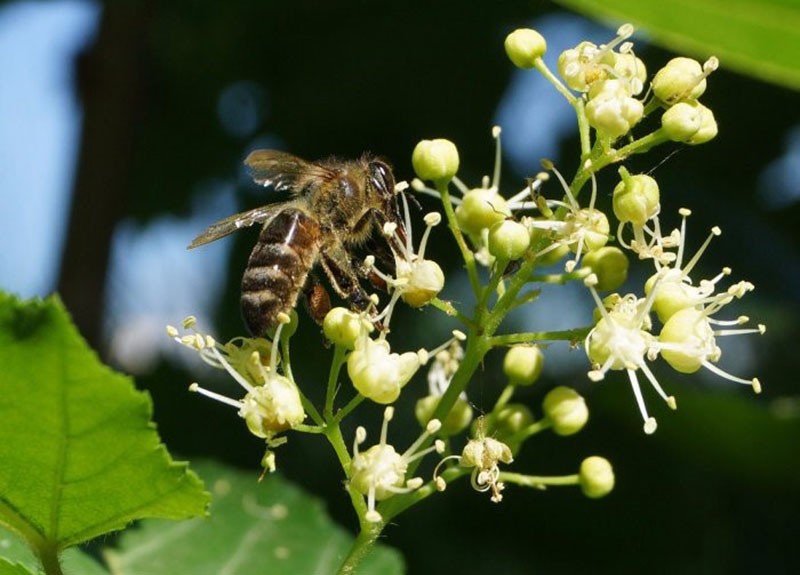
[5, 0, 800, 573]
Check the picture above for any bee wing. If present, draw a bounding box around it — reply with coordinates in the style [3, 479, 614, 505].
[188, 204, 283, 249]
[245, 149, 338, 193]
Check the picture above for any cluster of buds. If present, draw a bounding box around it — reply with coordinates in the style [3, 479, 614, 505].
[506, 23, 718, 147]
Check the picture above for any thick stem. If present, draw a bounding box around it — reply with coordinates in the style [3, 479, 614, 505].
[337, 522, 383, 575]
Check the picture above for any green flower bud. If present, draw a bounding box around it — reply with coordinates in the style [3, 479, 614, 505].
[493, 403, 534, 439]
[686, 102, 717, 144]
[652, 57, 706, 104]
[612, 170, 660, 226]
[542, 386, 588, 436]
[579, 456, 615, 498]
[323, 307, 370, 349]
[503, 344, 544, 386]
[661, 101, 702, 142]
[412, 139, 460, 183]
[455, 189, 511, 235]
[504, 28, 547, 68]
[582, 247, 629, 292]
[415, 395, 473, 437]
[488, 219, 531, 261]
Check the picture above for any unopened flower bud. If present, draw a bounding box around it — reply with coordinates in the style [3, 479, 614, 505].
[323, 307, 369, 349]
[612, 170, 660, 226]
[412, 139, 460, 183]
[582, 247, 629, 292]
[503, 345, 544, 386]
[652, 57, 707, 104]
[488, 219, 531, 261]
[542, 386, 588, 435]
[455, 189, 511, 235]
[493, 403, 534, 443]
[661, 100, 717, 144]
[504, 28, 547, 68]
[415, 395, 473, 437]
[579, 456, 615, 498]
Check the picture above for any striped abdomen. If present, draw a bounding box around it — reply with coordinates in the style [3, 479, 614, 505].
[241, 208, 321, 336]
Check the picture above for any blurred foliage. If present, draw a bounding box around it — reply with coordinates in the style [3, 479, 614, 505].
[44, 0, 800, 573]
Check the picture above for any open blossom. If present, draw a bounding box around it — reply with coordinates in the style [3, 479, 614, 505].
[168, 314, 304, 471]
[585, 205, 764, 433]
[350, 407, 444, 523]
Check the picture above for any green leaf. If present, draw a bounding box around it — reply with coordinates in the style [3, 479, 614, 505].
[554, 0, 800, 90]
[104, 461, 404, 575]
[0, 293, 209, 564]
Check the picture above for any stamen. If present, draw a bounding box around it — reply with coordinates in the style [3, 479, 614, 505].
[189, 382, 243, 409]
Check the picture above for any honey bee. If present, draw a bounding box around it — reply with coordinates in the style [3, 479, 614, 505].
[189, 150, 406, 336]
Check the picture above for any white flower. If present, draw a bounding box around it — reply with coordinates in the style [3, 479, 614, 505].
[350, 407, 444, 523]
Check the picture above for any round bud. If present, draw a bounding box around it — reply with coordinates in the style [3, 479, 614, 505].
[661, 101, 703, 142]
[488, 219, 531, 261]
[686, 102, 717, 144]
[401, 259, 445, 307]
[504, 28, 547, 68]
[493, 403, 534, 441]
[612, 171, 660, 226]
[579, 456, 615, 498]
[412, 139, 460, 183]
[582, 247, 629, 292]
[415, 395, 473, 437]
[455, 189, 511, 235]
[323, 307, 368, 349]
[503, 345, 544, 386]
[542, 386, 589, 436]
[652, 57, 706, 104]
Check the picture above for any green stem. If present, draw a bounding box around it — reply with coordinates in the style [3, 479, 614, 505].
[430, 297, 475, 329]
[337, 522, 384, 575]
[499, 471, 579, 489]
[324, 345, 348, 419]
[39, 542, 64, 575]
[488, 327, 591, 347]
[334, 393, 365, 424]
[438, 181, 481, 298]
[534, 58, 577, 105]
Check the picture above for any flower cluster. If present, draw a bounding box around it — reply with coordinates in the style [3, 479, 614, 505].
[171, 22, 766, 571]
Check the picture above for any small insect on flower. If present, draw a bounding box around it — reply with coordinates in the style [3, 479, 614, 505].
[188, 150, 408, 337]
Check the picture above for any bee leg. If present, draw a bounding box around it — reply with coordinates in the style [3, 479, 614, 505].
[303, 275, 332, 325]
[320, 249, 372, 313]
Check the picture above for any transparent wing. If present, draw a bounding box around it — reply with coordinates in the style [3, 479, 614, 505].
[244, 149, 338, 192]
[188, 204, 284, 249]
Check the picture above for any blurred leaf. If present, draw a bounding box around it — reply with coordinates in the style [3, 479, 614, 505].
[103, 460, 404, 575]
[0, 293, 209, 562]
[554, 0, 800, 90]
[0, 527, 108, 575]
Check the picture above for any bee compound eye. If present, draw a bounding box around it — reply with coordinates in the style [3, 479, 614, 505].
[369, 161, 394, 197]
